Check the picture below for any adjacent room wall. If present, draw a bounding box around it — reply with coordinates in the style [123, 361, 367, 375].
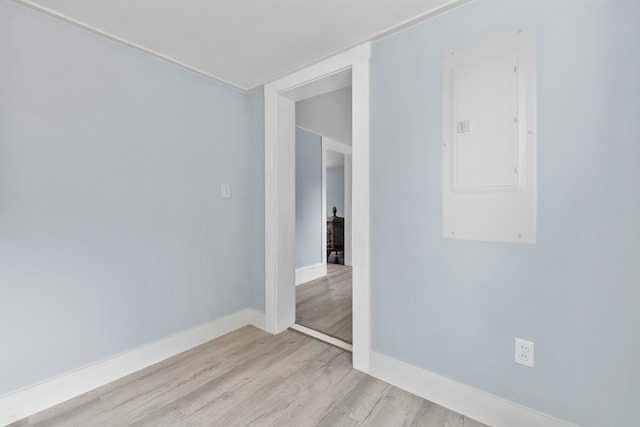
[294, 128, 322, 269]
[296, 87, 352, 145]
[369, 1, 640, 426]
[0, 1, 264, 396]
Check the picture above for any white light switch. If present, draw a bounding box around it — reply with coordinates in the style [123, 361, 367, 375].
[456, 120, 471, 134]
[221, 184, 231, 199]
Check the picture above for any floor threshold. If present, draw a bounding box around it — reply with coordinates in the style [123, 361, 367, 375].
[289, 323, 353, 353]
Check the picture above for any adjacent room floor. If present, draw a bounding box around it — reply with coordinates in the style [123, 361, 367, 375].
[11, 326, 487, 426]
[296, 264, 352, 343]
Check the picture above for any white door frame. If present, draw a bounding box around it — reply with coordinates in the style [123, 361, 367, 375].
[264, 43, 371, 372]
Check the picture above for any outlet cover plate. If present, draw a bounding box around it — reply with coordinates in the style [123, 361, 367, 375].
[515, 338, 534, 367]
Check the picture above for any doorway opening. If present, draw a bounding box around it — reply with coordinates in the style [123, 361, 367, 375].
[263, 44, 371, 372]
[294, 111, 353, 346]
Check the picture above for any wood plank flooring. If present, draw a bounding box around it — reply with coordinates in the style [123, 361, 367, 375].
[296, 264, 352, 343]
[10, 326, 487, 427]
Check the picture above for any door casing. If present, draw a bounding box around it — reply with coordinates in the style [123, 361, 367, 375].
[263, 43, 371, 372]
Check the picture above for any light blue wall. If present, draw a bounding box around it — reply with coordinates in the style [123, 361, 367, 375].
[295, 128, 322, 269]
[0, 1, 263, 395]
[326, 166, 344, 218]
[246, 88, 266, 311]
[370, 1, 640, 426]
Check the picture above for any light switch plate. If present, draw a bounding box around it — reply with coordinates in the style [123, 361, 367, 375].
[221, 184, 231, 199]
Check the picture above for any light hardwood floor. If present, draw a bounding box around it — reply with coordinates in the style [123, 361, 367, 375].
[10, 326, 487, 427]
[296, 264, 352, 343]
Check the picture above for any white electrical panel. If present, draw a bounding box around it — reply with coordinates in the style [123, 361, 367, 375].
[442, 27, 536, 244]
[453, 54, 518, 190]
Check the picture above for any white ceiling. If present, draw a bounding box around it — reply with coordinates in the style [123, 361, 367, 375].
[14, 0, 467, 91]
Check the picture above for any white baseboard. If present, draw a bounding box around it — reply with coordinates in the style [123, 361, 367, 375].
[295, 262, 327, 286]
[369, 352, 576, 427]
[247, 307, 266, 330]
[0, 308, 266, 426]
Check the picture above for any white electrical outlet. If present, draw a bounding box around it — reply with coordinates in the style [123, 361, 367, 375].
[515, 338, 534, 367]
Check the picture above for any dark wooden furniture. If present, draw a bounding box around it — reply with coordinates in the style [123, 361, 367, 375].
[326, 206, 344, 264]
